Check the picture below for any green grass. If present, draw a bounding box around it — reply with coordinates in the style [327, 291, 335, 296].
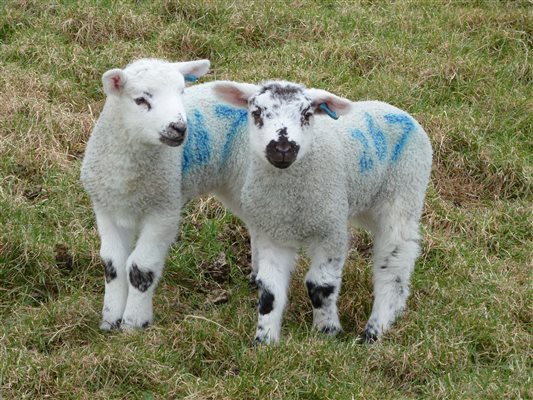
[1, 0, 532, 398]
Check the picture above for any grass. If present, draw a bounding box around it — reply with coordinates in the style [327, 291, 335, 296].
[0, 0, 531, 398]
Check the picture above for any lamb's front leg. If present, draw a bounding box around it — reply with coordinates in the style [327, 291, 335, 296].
[121, 213, 180, 330]
[253, 235, 298, 344]
[95, 210, 133, 331]
[305, 235, 348, 336]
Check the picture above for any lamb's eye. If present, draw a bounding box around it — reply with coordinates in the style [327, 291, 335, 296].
[251, 109, 264, 127]
[134, 97, 151, 110]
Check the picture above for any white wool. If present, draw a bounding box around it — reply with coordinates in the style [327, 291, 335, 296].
[81, 58, 210, 330]
[181, 80, 432, 343]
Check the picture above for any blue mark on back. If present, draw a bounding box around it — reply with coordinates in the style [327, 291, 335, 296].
[350, 129, 374, 173]
[182, 110, 211, 174]
[384, 113, 416, 162]
[365, 113, 387, 161]
[214, 104, 248, 164]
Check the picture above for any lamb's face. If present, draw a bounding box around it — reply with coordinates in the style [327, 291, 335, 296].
[247, 82, 313, 169]
[214, 80, 353, 169]
[102, 58, 210, 147]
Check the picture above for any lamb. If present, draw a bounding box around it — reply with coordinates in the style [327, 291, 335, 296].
[208, 80, 433, 343]
[80, 58, 210, 330]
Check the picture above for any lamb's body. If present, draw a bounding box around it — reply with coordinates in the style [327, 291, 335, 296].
[180, 83, 249, 213]
[81, 58, 209, 330]
[241, 103, 429, 245]
[210, 82, 431, 342]
[82, 108, 182, 223]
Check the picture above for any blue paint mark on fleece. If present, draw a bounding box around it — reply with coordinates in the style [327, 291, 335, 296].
[351, 129, 374, 173]
[214, 104, 248, 164]
[384, 113, 416, 162]
[365, 113, 387, 161]
[181, 110, 211, 174]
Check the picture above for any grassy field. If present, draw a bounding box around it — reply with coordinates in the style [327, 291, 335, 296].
[1, 0, 532, 398]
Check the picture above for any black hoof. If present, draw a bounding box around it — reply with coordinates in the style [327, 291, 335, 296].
[356, 328, 378, 344]
[249, 273, 258, 289]
[320, 325, 342, 336]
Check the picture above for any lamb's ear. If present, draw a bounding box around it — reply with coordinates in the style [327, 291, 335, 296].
[102, 69, 127, 96]
[175, 59, 211, 83]
[213, 81, 259, 108]
[307, 88, 352, 120]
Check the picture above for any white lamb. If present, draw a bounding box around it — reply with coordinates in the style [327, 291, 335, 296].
[192, 80, 431, 343]
[80, 58, 210, 330]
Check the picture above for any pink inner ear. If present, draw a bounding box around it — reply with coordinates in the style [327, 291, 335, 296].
[112, 75, 121, 90]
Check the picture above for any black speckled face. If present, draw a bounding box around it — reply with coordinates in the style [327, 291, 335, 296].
[248, 82, 314, 168]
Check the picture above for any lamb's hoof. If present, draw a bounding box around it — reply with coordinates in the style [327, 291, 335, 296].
[121, 318, 151, 331]
[355, 327, 379, 344]
[253, 327, 278, 345]
[100, 318, 122, 331]
[254, 335, 276, 345]
[320, 325, 342, 336]
[249, 273, 258, 289]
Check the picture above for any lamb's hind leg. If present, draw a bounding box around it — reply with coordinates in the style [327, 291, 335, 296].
[305, 234, 348, 336]
[121, 213, 180, 330]
[359, 215, 421, 343]
[248, 229, 260, 288]
[95, 210, 133, 331]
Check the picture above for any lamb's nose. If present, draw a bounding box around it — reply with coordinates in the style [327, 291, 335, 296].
[275, 141, 292, 153]
[275, 136, 294, 153]
[168, 122, 187, 136]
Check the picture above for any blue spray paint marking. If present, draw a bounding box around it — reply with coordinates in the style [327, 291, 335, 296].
[351, 129, 374, 173]
[384, 113, 416, 162]
[214, 104, 248, 164]
[365, 113, 387, 161]
[181, 110, 211, 174]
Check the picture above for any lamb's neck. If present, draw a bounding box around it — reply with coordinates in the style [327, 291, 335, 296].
[182, 134, 248, 200]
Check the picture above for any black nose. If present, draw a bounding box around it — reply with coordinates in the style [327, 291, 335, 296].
[265, 136, 300, 169]
[168, 122, 187, 135]
[160, 122, 187, 147]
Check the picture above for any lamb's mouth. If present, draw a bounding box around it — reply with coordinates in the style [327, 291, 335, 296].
[265, 139, 299, 169]
[265, 153, 297, 169]
[159, 134, 185, 147]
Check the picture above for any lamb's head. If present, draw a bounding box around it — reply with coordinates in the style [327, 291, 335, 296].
[102, 58, 210, 147]
[214, 80, 352, 169]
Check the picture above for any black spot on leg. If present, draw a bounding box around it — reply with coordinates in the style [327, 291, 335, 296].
[142, 321, 150, 329]
[395, 276, 405, 296]
[258, 289, 275, 315]
[380, 265, 387, 269]
[104, 260, 116, 283]
[129, 263, 154, 292]
[391, 246, 399, 257]
[306, 281, 335, 309]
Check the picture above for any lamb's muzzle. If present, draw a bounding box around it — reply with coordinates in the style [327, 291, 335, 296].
[160, 121, 187, 147]
[265, 135, 300, 169]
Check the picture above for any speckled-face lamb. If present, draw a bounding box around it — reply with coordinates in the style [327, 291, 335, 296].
[213, 80, 432, 343]
[80, 58, 210, 330]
